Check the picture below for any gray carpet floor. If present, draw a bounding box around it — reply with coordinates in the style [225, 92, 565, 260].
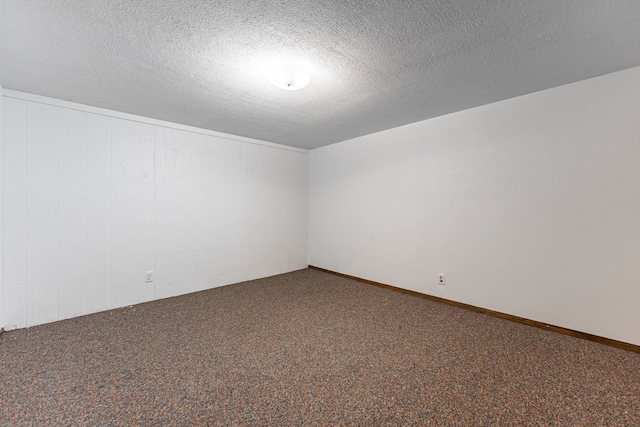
[1, 268, 639, 426]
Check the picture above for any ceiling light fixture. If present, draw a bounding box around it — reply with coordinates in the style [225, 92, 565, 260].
[268, 63, 311, 91]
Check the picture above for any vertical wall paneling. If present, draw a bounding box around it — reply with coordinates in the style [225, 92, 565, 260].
[154, 126, 200, 298]
[0, 84, 4, 328]
[134, 122, 155, 304]
[247, 145, 284, 278]
[247, 145, 308, 278]
[57, 108, 87, 320]
[111, 119, 136, 308]
[3, 97, 27, 328]
[3, 91, 309, 328]
[290, 150, 309, 269]
[85, 113, 113, 314]
[154, 127, 249, 299]
[25, 102, 58, 326]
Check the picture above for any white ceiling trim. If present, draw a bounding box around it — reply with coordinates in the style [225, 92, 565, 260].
[3, 90, 308, 154]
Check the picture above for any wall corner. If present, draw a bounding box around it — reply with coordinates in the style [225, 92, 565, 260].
[0, 81, 4, 330]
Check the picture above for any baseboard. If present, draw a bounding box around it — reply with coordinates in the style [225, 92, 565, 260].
[308, 265, 640, 354]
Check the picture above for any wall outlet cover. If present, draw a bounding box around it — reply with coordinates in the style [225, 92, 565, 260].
[145, 271, 154, 283]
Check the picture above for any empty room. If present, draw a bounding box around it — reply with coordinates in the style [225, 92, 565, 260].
[1, 1, 640, 425]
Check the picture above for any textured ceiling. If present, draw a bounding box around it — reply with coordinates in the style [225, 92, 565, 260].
[1, 1, 640, 149]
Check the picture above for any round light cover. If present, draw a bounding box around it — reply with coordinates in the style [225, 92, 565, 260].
[268, 63, 311, 90]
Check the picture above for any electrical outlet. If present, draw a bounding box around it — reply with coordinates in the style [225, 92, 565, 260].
[145, 271, 154, 283]
[438, 273, 445, 285]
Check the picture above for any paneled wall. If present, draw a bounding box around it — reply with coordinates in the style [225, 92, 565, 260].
[2, 92, 308, 329]
[0, 83, 4, 328]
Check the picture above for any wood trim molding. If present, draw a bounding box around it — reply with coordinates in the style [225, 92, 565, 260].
[308, 265, 640, 354]
[3, 90, 308, 154]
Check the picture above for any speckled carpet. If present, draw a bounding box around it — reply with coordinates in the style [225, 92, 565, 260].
[1, 268, 639, 426]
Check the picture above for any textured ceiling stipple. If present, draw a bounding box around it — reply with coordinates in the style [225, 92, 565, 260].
[1, 1, 640, 149]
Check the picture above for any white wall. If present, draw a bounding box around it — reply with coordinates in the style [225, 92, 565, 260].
[309, 66, 640, 346]
[0, 83, 4, 329]
[2, 91, 308, 329]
